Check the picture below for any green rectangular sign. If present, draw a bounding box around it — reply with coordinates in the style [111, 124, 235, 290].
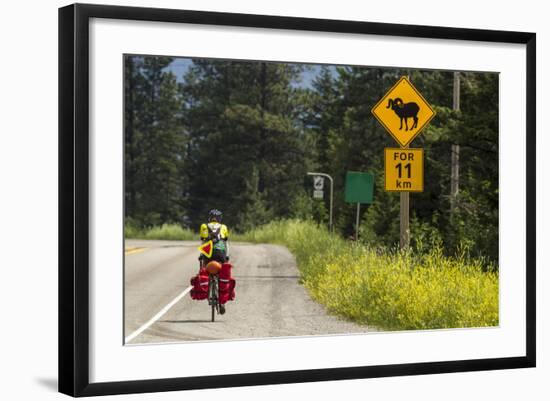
[345, 171, 374, 204]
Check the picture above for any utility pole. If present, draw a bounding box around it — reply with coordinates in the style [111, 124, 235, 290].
[450, 72, 460, 215]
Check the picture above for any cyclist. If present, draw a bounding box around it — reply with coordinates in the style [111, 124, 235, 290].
[199, 209, 230, 315]
[200, 209, 229, 263]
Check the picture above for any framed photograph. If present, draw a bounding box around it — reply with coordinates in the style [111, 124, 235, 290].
[58, 3, 536, 397]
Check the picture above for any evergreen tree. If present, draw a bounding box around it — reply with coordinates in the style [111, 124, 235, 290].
[124, 55, 187, 226]
[182, 60, 310, 231]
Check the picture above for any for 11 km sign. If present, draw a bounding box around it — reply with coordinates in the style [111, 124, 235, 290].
[384, 148, 424, 192]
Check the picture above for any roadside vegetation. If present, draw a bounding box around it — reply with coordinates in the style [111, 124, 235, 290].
[237, 220, 498, 331]
[124, 223, 196, 241]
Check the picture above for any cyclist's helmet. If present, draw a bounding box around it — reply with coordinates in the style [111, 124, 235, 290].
[208, 209, 223, 222]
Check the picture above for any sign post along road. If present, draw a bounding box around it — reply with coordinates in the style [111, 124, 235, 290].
[384, 148, 424, 192]
[307, 172, 334, 232]
[372, 76, 435, 249]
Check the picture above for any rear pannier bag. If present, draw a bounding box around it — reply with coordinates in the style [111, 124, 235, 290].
[218, 263, 236, 304]
[220, 263, 232, 279]
[190, 271, 209, 300]
[218, 278, 236, 304]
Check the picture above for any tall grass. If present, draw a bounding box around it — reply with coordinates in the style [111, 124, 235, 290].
[125, 223, 197, 241]
[240, 220, 498, 330]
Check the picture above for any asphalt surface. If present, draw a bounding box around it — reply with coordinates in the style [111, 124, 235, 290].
[124, 240, 372, 344]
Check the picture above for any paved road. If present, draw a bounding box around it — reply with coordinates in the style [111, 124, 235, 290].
[124, 240, 371, 344]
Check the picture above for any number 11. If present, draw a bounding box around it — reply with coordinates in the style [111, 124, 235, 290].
[396, 163, 411, 179]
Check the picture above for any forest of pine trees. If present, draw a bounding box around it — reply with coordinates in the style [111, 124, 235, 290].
[124, 55, 499, 264]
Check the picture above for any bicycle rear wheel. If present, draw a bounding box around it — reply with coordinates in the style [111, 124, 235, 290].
[208, 275, 218, 322]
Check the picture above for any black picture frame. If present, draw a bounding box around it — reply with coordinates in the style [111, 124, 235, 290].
[59, 3, 536, 397]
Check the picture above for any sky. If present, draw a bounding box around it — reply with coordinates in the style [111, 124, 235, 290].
[164, 57, 335, 89]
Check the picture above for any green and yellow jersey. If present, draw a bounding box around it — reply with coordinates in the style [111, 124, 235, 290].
[200, 222, 229, 241]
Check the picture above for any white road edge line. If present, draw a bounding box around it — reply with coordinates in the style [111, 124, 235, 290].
[125, 285, 193, 344]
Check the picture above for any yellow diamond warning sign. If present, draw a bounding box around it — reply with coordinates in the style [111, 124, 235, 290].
[372, 77, 435, 148]
[384, 148, 424, 192]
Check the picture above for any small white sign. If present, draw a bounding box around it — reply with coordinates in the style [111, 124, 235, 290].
[313, 190, 324, 199]
[313, 176, 324, 190]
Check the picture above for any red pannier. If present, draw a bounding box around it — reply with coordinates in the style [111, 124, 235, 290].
[190, 268, 209, 300]
[218, 262, 236, 304]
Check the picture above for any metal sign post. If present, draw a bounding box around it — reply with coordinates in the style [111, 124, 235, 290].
[307, 172, 334, 232]
[355, 203, 360, 241]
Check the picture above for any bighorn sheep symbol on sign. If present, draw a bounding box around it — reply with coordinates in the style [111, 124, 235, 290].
[386, 98, 420, 131]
